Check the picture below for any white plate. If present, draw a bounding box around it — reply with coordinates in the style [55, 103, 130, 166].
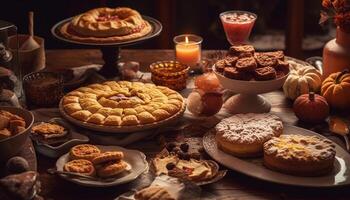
[59, 99, 186, 133]
[56, 145, 148, 187]
[203, 124, 350, 187]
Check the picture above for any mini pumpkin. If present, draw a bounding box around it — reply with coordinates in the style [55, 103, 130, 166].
[293, 92, 329, 123]
[321, 70, 350, 110]
[283, 61, 322, 100]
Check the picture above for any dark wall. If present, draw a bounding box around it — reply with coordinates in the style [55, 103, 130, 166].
[0, 0, 325, 50]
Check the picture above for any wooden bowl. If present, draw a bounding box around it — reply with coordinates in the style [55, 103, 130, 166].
[0, 106, 34, 162]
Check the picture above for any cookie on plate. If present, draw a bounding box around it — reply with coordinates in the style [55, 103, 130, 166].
[96, 160, 128, 178]
[264, 134, 336, 176]
[64, 159, 96, 176]
[235, 57, 257, 72]
[92, 151, 124, 165]
[69, 144, 101, 161]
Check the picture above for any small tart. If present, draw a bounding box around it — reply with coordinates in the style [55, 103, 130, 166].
[96, 160, 128, 178]
[31, 122, 67, 139]
[69, 144, 101, 161]
[264, 134, 336, 176]
[64, 159, 96, 176]
[92, 151, 124, 165]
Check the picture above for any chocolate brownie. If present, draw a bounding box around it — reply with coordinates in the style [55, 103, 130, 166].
[254, 67, 277, 81]
[275, 60, 290, 74]
[224, 67, 252, 80]
[224, 56, 238, 67]
[215, 59, 226, 73]
[266, 51, 285, 60]
[236, 57, 257, 72]
[254, 53, 278, 67]
[229, 45, 255, 57]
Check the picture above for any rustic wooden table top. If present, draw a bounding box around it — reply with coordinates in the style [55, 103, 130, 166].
[38, 49, 350, 200]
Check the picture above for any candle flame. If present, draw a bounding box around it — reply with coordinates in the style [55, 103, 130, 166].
[185, 36, 189, 43]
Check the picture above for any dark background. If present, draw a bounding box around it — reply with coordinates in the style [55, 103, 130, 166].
[0, 0, 332, 58]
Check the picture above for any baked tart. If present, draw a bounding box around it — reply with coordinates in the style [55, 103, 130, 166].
[69, 144, 101, 161]
[60, 7, 152, 43]
[61, 81, 184, 127]
[64, 159, 96, 176]
[264, 134, 336, 176]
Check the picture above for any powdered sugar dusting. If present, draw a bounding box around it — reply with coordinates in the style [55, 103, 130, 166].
[215, 113, 283, 144]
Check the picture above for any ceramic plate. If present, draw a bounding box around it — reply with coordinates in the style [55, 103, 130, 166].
[59, 99, 186, 133]
[56, 145, 148, 187]
[203, 124, 350, 187]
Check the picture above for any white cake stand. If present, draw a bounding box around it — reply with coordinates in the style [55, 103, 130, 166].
[213, 66, 288, 114]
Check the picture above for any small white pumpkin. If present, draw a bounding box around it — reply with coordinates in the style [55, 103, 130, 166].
[283, 61, 322, 100]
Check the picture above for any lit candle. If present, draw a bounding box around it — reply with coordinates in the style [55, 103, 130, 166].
[174, 34, 203, 67]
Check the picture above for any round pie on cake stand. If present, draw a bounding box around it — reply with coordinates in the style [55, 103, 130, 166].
[51, 16, 162, 78]
[212, 57, 306, 114]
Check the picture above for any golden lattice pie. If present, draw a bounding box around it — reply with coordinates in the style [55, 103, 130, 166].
[61, 81, 184, 126]
[60, 7, 152, 43]
[264, 134, 336, 176]
[215, 113, 283, 157]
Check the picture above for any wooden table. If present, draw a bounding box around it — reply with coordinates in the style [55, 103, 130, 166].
[38, 49, 350, 200]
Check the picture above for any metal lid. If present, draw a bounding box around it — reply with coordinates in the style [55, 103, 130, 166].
[0, 20, 17, 31]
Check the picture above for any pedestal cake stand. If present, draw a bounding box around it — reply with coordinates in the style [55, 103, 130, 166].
[51, 16, 162, 78]
[213, 58, 296, 114]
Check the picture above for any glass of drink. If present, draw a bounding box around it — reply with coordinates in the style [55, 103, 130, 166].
[220, 11, 257, 45]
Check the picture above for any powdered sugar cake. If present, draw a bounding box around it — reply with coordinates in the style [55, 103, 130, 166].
[215, 113, 283, 157]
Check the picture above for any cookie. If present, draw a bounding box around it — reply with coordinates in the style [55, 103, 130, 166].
[254, 53, 278, 67]
[135, 186, 175, 200]
[92, 151, 124, 165]
[254, 67, 277, 81]
[235, 57, 257, 72]
[96, 160, 128, 178]
[69, 144, 101, 161]
[64, 159, 96, 176]
[229, 45, 255, 57]
[223, 67, 252, 80]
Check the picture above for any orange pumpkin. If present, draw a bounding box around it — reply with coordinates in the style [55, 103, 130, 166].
[293, 92, 329, 123]
[321, 70, 350, 110]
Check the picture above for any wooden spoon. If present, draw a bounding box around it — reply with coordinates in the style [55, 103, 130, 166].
[329, 116, 350, 151]
[20, 11, 40, 51]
